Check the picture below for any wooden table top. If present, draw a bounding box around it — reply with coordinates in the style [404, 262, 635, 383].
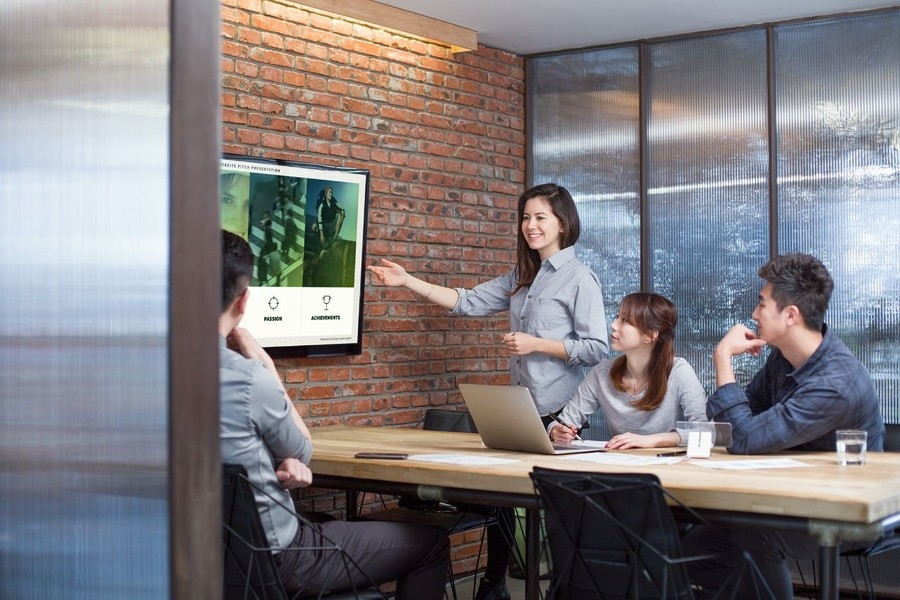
[309, 425, 900, 525]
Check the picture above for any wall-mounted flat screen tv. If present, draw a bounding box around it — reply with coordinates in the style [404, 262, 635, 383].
[220, 154, 369, 356]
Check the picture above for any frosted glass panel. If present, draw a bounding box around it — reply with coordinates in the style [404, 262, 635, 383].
[0, 1, 170, 598]
[530, 47, 641, 318]
[775, 13, 900, 423]
[647, 30, 769, 389]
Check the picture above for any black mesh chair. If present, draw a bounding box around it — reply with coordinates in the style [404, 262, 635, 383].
[838, 423, 900, 599]
[422, 408, 479, 433]
[353, 408, 505, 600]
[222, 464, 385, 600]
[530, 466, 774, 600]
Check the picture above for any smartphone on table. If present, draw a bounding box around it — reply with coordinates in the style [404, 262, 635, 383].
[353, 452, 409, 460]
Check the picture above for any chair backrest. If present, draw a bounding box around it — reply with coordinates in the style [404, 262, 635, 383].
[423, 407, 478, 433]
[884, 423, 900, 452]
[531, 466, 693, 600]
[222, 463, 288, 600]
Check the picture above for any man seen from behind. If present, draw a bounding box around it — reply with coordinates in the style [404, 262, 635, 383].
[219, 230, 449, 599]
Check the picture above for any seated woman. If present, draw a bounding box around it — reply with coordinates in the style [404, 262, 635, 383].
[549, 292, 707, 449]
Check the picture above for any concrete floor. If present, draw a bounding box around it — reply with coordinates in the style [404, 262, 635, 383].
[448, 574, 829, 600]
[450, 572, 547, 600]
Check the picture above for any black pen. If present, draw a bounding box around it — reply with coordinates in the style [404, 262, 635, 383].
[549, 414, 583, 442]
[656, 450, 687, 457]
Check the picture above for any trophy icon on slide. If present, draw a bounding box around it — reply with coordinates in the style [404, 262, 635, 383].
[322, 294, 332, 311]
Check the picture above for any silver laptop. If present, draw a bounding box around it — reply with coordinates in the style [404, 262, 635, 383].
[458, 383, 607, 455]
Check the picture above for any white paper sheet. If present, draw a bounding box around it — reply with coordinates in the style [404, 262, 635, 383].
[559, 453, 686, 466]
[408, 454, 521, 466]
[570, 440, 609, 448]
[690, 458, 814, 470]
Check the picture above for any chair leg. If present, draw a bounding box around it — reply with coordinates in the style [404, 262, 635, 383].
[444, 516, 493, 600]
[842, 555, 864, 600]
[793, 560, 817, 600]
[445, 564, 459, 600]
[470, 520, 490, 600]
[857, 554, 876, 600]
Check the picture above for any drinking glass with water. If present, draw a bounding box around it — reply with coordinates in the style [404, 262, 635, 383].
[835, 429, 867, 466]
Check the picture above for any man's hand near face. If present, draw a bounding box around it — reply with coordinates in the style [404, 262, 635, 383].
[714, 324, 767, 387]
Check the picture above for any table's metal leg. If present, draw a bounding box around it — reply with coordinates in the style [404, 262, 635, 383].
[345, 490, 357, 519]
[818, 542, 840, 600]
[525, 507, 541, 600]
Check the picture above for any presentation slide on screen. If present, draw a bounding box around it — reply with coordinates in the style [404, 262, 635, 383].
[220, 157, 368, 350]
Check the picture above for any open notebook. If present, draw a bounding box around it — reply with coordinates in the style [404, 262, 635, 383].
[459, 383, 607, 455]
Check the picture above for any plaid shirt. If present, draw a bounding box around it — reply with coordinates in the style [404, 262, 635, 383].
[708, 325, 884, 454]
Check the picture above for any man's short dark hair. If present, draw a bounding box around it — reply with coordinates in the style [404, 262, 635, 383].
[758, 253, 833, 331]
[222, 230, 254, 312]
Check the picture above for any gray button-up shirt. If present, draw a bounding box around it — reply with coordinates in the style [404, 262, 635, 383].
[451, 246, 608, 415]
[220, 335, 312, 551]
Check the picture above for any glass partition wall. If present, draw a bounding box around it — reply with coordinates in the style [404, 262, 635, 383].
[0, 2, 171, 598]
[775, 15, 900, 423]
[530, 9, 900, 429]
[1, 0, 224, 597]
[528, 46, 641, 322]
[646, 30, 770, 388]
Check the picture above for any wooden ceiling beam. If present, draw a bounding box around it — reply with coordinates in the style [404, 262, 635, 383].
[293, 0, 478, 52]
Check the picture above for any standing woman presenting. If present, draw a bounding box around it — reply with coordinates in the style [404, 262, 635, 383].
[367, 183, 608, 600]
[367, 182, 609, 418]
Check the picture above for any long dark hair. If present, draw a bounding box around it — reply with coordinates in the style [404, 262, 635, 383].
[609, 293, 677, 411]
[317, 186, 334, 209]
[513, 183, 580, 294]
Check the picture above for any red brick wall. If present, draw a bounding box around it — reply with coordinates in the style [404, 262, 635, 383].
[221, 0, 526, 425]
[221, 0, 526, 577]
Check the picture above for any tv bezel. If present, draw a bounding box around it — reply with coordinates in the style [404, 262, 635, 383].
[221, 153, 370, 358]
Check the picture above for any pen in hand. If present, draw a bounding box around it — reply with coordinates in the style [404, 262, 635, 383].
[549, 414, 583, 442]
